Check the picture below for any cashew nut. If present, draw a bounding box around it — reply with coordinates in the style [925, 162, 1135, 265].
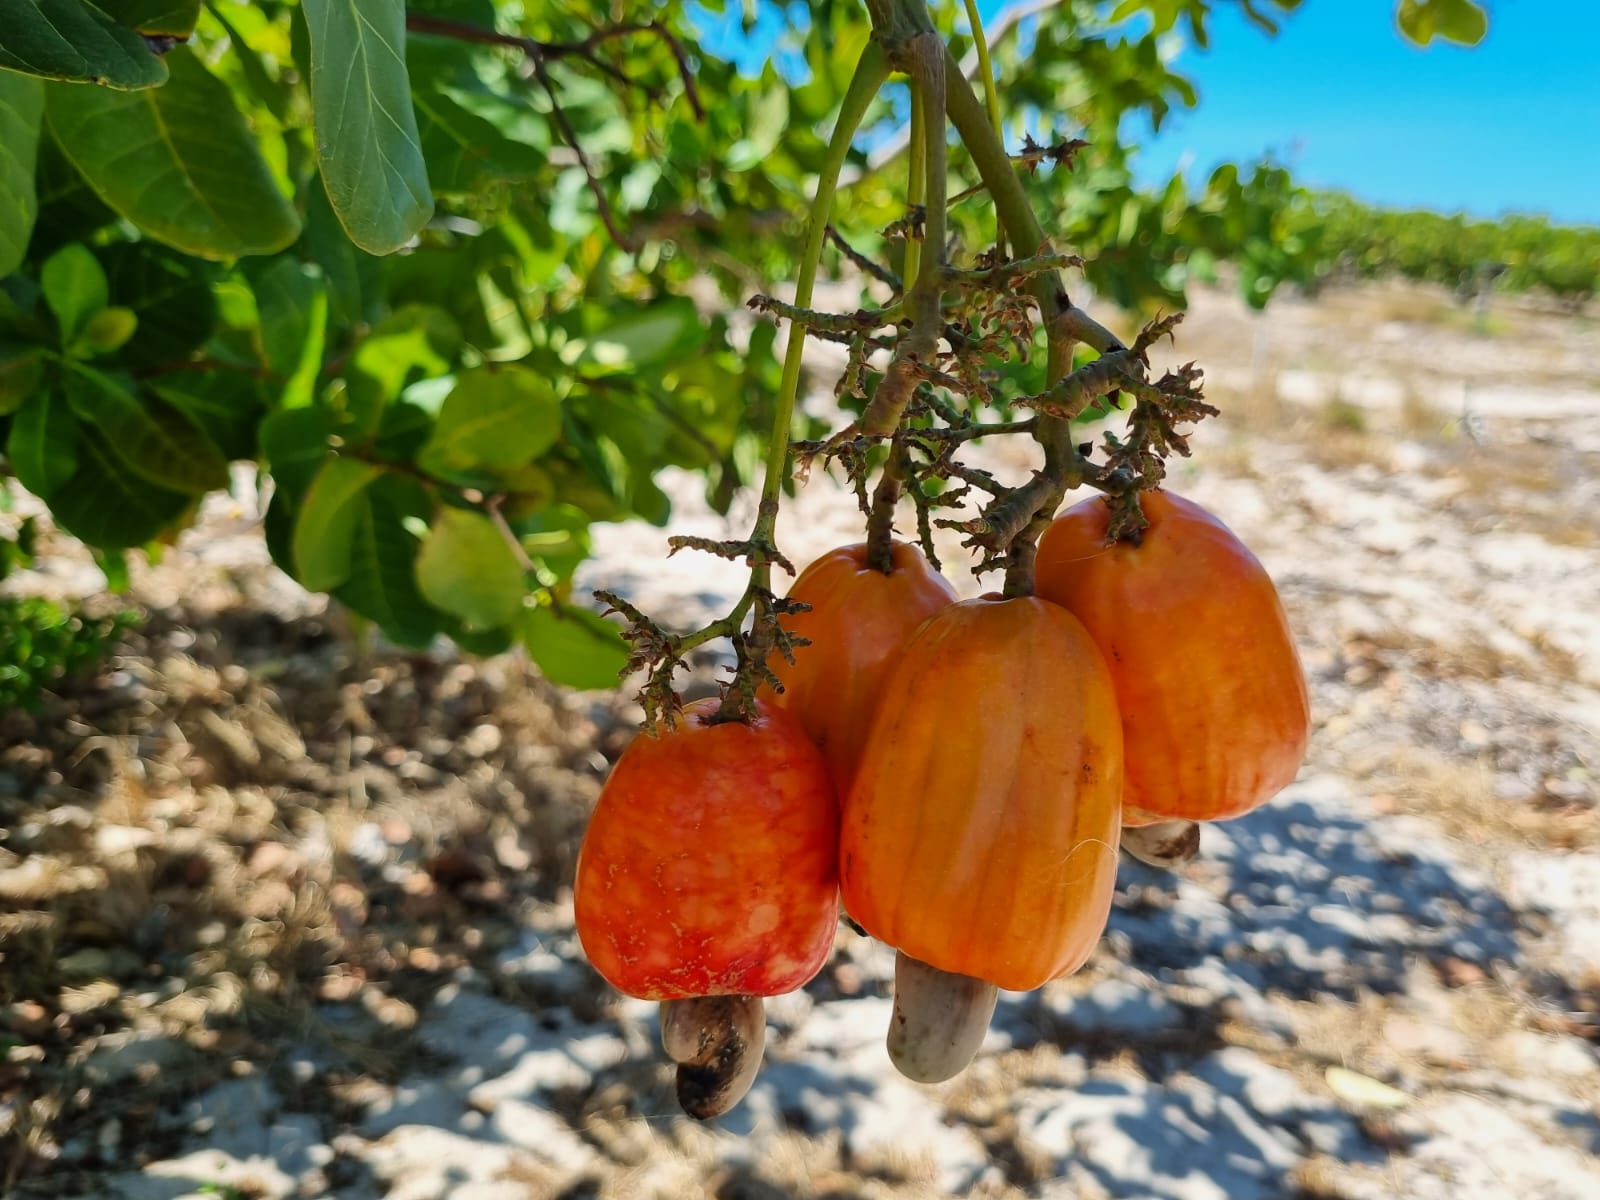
[1120, 819, 1201, 869]
[886, 950, 998, 1084]
[659, 994, 766, 1120]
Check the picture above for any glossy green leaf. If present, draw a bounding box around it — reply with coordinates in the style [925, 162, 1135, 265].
[415, 505, 525, 629]
[6, 387, 77, 498]
[334, 477, 442, 648]
[519, 603, 628, 690]
[514, 502, 592, 583]
[0, 72, 43, 276]
[44, 46, 299, 259]
[46, 428, 189, 549]
[205, 0, 291, 122]
[292, 456, 382, 591]
[62, 363, 228, 493]
[373, 400, 434, 462]
[40, 243, 107, 346]
[303, 0, 434, 254]
[96, 0, 199, 36]
[418, 366, 561, 478]
[0, 0, 168, 89]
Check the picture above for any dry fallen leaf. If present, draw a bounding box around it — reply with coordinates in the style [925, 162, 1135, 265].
[1325, 1066, 1411, 1110]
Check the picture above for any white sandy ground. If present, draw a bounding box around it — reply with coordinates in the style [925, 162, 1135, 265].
[6, 279, 1599, 1198]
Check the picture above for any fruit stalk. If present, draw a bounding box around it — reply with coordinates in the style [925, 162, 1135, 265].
[865, 443, 911, 573]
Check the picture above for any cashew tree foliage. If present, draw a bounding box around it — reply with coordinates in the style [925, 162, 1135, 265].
[0, 0, 1486, 683]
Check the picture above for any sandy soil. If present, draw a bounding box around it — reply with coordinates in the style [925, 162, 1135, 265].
[1, 278, 1597, 1199]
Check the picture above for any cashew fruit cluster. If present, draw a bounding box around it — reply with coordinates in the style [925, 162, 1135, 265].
[574, 489, 1308, 1115]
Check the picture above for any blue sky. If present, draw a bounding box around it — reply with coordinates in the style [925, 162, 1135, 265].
[1128, 0, 1600, 223]
[697, 1, 1600, 224]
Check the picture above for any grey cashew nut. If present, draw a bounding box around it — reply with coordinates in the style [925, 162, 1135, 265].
[886, 950, 998, 1084]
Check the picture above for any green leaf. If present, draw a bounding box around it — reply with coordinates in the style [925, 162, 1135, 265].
[0, 346, 45, 415]
[345, 304, 459, 437]
[44, 45, 300, 259]
[726, 81, 789, 173]
[0, 72, 43, 276]
[303, 0, 434, 254]
[418, 366, 561, 478]
[40, 243, 107, 346]
[514, 502, 590, 583]
[205, 0, 290, 122]
[1396, 0, 1488, 45]
[413, 88, 545, 195]
[73, 305, 137, 355]
[250, 257, 323, 381]
[61, 364, 229, 493]
[6, 387, 77, 498]
[148, 370, 267, 461]
[96, 0, 199, 36]
[259, 406, 332, 499]
[415, 505, 524, 629]
[450, 621, 514, 658]
[0, 0, 169, 89]
[518, 603, 628, 690]
[94, 546, 129, 592]
[47, 427, 189, 549]
[99, 241, 216, 368]
[578, 298, 703, 368]
[292, 456, 382, 591]
[302, 178, 373, 327]
[334, 476, 442, 647]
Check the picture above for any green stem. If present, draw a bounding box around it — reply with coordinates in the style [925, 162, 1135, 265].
[698, 40, 888, 721]
[861, 32, 948, 572]
[904, 84, 926, 287]
[961, 0, 1006, 256]
[860, 33, 948, 439]
[759, 41, 891, 530]
[911, 41, 948, 292]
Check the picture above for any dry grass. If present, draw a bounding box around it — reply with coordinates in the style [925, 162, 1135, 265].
[1290, 1154, 1364, 1199]
[1382, 746, 1596, 853]
[1398, 385, 1449, 439]
[1317, 395, 1370, 434]
[0, 608, 623, 1189]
